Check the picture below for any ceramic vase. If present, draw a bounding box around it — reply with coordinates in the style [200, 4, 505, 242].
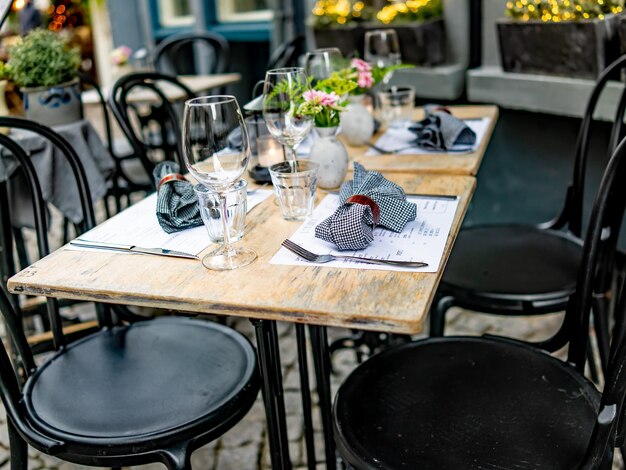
[341, 95, 375, 146]
[0, 80, 10, 135]
[22, 78, 81, 127]
[308, 126, 349, 189]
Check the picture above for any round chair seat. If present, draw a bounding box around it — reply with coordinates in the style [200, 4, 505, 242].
[24, 317, 258, 445]
[441, 226, 582, 303]
[334, 337, 600, 470]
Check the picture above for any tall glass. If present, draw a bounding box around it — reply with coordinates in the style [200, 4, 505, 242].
[304, 47, 343, 83]
[364, 29, 402, 68]
[262, 67, 313, 168]
[182, 95, 257, 270]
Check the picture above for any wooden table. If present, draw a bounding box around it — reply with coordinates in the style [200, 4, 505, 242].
[81, 73, 242, 105]
[8, 172, 475, 469]
[343, 105, 499, 176]
[8, 173, 475, 335]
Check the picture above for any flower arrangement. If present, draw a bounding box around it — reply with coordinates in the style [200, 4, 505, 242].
[332, 58, 409, 95]
[299, 90, 346, 127]
[505, 0, 624, 21]
[311, 0, 442, 28]
[110, 45, 133, 66]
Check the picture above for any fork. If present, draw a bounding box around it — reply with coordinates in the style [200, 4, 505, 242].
[281, 239, 428, 268]
[366, 143, 417, 155]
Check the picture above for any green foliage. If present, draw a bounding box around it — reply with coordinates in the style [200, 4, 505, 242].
[8, 29, 81, 88]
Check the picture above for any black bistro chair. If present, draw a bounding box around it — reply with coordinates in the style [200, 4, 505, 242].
[153, 31, 231, 78]
[332, 135, 626, 470]
[430, 54, 626, 371]
[108, 72, 196, 187]
[0, 119, 260, 469]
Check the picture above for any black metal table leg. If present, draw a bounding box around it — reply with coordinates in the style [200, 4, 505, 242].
[309, 325, 336, 470]
[252, 319, 292, 470]
[296, 324, 317, 470]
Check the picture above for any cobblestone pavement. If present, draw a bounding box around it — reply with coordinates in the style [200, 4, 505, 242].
[3, 204, 623, 469]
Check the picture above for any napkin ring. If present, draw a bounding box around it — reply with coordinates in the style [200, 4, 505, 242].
[157, 173, 187, 190]
[346, 195, 381, 226]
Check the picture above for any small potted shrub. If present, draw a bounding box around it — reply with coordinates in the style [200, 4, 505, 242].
[498, 0, 625, 79]
[7, 29, 81, 126]
[310, 0, 445, 66]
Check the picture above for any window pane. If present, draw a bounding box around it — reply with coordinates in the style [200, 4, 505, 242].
[158, 0, 194, 27]
[218, 0, 273, 22]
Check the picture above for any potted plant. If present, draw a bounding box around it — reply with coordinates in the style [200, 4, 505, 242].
[7, 29, 81, 126]
[310, 0, 445, 66]
[498, 0, 625, 79]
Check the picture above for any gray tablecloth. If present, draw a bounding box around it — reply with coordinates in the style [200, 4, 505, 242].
[0, 120, 115, 228]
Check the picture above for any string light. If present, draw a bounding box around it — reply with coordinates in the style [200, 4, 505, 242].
[506, 0, 623, 21]
[311, 0, 442, 27]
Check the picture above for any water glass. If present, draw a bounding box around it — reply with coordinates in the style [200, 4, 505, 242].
[269, 161, 318, 221]
[377, 86, 415, 129]
[194, 180, 247, 243]
[364, 29, 402, 68]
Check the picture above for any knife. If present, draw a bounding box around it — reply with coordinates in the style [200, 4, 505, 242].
[69, 239, 199, 260]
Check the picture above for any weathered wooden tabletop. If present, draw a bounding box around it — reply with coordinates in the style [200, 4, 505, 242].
[8, 173, 475, 334]
[343, 105, 499, 176]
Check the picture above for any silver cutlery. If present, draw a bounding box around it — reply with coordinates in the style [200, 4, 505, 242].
[70, 239, 198, 260]
[281, 239, 428, 268]
[366, 142, 416, 155]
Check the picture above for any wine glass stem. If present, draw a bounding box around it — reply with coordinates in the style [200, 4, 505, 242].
[285, 145, 297, 172]
[219, 192, 235, 260]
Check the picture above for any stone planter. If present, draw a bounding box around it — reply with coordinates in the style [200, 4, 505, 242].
[312, 18, 446, 66]
[497, 15, 622, 80]
[22, 78, 82, 126]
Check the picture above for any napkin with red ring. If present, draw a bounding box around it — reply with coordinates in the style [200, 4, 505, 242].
[153, 161, 203, 233]
[314, 162, 417, 250]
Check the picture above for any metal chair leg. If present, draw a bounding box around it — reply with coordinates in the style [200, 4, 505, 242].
[592, 294, 611, 373]
[8, 420, 27, 470]
[296, 324, 317, 470]
[430, 295, 455, 337]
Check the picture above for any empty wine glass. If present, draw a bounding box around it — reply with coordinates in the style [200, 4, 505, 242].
[364, 29, 402, 68]
[262, 67, 313, 167]
[182, 95, 257, 270]
[304, 47, 343, 83]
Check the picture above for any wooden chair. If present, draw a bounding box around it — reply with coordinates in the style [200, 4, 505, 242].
[0, 119, 260, 469]
[108, 72, 195, 183]
[153, 31, 230, 78]
[332, 133, 626, 470]
[429, 54, 626, 373]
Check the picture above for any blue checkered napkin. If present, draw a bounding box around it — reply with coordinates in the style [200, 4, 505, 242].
[315, 162, 417, 251]
[409, 105, 476, 151]
[153, 161, 203, 233]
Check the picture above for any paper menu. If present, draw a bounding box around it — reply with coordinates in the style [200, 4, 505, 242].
[270, 194, 460, 273]
[69, 189, 273, 256]
[365, 117, 491, 156]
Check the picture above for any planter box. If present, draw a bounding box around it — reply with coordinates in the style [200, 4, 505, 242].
[22, 78, 82, 127]
[497, 15, 622, 80]
[313, 18, 446, 66]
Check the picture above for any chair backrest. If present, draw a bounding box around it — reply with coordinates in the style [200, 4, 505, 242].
[265, 35, 306, 71]
[77, 70, 115, 158]
[108, 72, 195, 174]
[0, 118, 102, 350]
[152, 31, 230, 76]
[550, 54, 626, 237]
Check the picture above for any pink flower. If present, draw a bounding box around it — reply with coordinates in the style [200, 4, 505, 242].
[351, 58, 371, 73]
[357, 71, 374, 89]
[303, 90, 340, 107]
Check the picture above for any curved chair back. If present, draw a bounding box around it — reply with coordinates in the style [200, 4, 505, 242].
[0, 118, 102, 350]
[265, 35, 306, 70]
[549, 54, 626, 237]
[108, 72, 195, 175]
[153, 31, 230, 76]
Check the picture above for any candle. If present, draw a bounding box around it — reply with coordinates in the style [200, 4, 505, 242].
[257, 135, 284, 167]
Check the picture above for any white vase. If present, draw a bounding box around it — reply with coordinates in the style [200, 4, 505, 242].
[0, 80, 9, 135]
[308, 126, 349, 189]
[341, 95, 375, 146]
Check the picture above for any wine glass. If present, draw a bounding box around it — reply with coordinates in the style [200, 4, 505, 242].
[182, 95, 257, 270]
[304, 47, 343, 83]
[262, 67, 313, 167]
[364, 29, 402, 68]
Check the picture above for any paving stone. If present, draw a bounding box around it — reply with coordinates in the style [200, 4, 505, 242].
[284, 391, 304, 416]
[215, 443, 259, 470]
[190, 442, 217, 469]
[276, 321, 294, 338]
[128, 462, 165, 470]
[220, 418, 264, 449]
[282, 368, 302, 392]
[278, 335, 298, 367]
[286, 414, 304, 442]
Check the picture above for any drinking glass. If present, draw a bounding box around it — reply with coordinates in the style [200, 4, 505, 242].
[377, 85, 415, 129]
[262, 67, 313, 167]
[304, 47, 343, 83]
[182, 95, 257, 270]
[364, 29, 402, 68]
